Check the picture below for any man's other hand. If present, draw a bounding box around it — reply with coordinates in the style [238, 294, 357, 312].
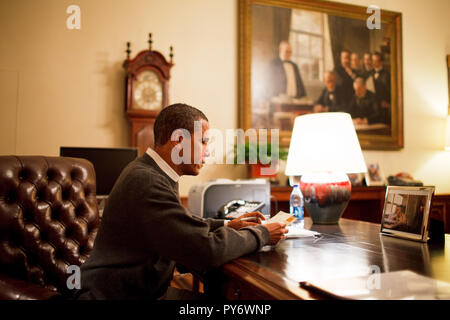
[313, 104, 329, 113]
[353, 117, 368, 125]
[264, 222, 289, 245]
[227, 211, 266, 230]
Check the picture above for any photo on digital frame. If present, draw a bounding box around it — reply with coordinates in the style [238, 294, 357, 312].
[380, 186, 434, 242]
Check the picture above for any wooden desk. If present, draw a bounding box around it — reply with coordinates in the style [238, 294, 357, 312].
[181, 187, 450, 232]
[271, 186, 450, 233]
[209, 218, 450, 300]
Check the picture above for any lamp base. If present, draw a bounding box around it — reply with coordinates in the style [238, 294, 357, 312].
[300, 172, 351, 224]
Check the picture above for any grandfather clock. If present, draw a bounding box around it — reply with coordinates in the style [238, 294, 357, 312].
[123, 33, 174, 155]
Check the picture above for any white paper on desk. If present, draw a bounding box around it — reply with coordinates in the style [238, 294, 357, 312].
[286, 226, 320, 238]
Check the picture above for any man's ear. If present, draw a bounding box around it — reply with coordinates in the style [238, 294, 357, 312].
[170, 129, 192, 165]
[170, 129, 185, 147]
[170, 134, 183, 147]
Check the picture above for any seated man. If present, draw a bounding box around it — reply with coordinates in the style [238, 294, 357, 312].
[313, 71, 346, 113]
[266, 41, 307, 100]
[370, 52, 391, 124]
[361, 52, 373, 80]
[350, 52, 364, 78]
[334, 49, 357, 105]
[347, 77, 381, 125]
[387, 206, 407, 232]
[75, 103, 287, 300]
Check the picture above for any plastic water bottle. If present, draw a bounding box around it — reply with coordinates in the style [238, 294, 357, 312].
[289, 184, 304, 228]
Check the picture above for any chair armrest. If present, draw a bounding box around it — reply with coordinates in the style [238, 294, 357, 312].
[0, 274, 62, 300]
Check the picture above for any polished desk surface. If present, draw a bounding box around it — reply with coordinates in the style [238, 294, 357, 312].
[216, 218, 450, 299]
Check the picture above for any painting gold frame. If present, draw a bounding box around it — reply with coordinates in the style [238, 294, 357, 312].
[447, 55, 450, 107]
[238, 0, 403, 149]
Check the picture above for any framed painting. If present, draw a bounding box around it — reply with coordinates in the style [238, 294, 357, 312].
[238, 0, 403, 149]
[447, 55, 450, 106]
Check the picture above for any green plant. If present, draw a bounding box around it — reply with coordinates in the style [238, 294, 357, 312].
[231, 141, 288, 165]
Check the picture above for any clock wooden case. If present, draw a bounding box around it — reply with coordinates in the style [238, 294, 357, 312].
[123, 34, 174, 155]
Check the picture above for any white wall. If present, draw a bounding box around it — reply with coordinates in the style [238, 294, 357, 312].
[0, 0, 449, 196]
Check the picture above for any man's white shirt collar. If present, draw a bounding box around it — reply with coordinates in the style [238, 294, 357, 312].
[146, 147, 180, 182]
[146, 148, 227, 224]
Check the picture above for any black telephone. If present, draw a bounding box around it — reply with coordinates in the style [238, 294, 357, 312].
[217, 200, 265, 220]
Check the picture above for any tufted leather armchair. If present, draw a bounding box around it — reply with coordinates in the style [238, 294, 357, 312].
[0, 156, 100, 300]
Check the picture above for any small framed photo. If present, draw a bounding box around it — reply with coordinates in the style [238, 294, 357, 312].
[365, 163, 385, 186]
[348, 173, 364, 187]
[380, 186, 435, 242]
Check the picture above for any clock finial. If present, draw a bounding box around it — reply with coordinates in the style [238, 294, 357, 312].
[126, 42, 131, 59]
[170, 46, 174, 63]
[148, 33, 153, 51]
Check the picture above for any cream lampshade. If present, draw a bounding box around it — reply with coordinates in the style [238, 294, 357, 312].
[285, 112, 367, 224]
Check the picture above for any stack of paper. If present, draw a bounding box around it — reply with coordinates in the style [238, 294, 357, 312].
[286, 227, 320, 239]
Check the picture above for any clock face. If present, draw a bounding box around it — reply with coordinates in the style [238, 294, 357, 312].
[132, 70, 163, 110]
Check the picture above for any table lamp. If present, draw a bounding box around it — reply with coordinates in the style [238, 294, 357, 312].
[285, 112, 367, 224]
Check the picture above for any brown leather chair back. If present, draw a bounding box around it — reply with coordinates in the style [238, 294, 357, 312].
[0, 156, 100, 294]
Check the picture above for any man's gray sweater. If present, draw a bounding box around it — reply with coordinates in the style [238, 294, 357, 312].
[78, 153, 270, 299]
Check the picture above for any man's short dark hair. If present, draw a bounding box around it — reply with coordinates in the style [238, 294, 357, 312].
[153, 103, 208, 146]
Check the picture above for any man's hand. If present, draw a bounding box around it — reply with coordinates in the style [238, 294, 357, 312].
[353, 117, 368, 125]
[226, 211, 266, 230]
[313, 104, 328, 113]
[264, 222, 289, 245]
[344, 66, 355, 78]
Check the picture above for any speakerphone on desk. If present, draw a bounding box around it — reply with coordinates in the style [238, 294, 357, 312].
[217, 199, 265, 220]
